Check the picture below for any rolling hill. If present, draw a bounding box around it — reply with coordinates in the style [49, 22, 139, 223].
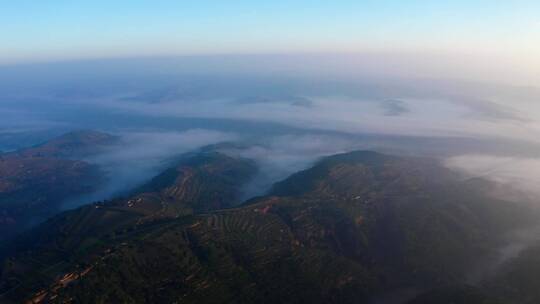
[0, 150, 536, 303]
[0, 131, 117, 239]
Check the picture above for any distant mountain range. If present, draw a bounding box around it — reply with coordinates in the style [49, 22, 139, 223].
[0, 142, 538, 303]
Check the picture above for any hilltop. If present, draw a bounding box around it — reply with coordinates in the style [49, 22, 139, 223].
[0, 150, 536, 303]
[0, 131, 117, 239]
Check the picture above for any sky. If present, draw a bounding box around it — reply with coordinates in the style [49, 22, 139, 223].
[2, 1, 540, 72]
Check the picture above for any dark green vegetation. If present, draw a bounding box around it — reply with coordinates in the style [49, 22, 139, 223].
[0, 150, 537, 303]
[0, 152, 258, 302]
[0, 131, 117, 239]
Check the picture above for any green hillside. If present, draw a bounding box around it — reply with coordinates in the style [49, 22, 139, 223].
[0, 151, 536, 303]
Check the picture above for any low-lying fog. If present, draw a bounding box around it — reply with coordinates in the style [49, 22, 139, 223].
[2, 55, 540, 208]
[3, 56, 540, 295]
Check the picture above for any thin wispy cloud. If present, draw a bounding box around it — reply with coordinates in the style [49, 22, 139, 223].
[62, 129, 238, 209]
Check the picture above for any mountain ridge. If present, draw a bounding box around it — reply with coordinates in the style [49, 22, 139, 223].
[1, 149, 537, 303]
[0, 130, 118, 239]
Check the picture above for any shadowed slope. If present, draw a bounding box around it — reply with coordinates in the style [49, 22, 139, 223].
[0, 151, 535, 303]
[0, 131, 117, 239]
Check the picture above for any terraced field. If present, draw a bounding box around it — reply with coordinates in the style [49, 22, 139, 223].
[0, 150, 537, 303]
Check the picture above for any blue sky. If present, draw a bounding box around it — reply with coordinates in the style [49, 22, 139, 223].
[1, 1, 539, 64]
